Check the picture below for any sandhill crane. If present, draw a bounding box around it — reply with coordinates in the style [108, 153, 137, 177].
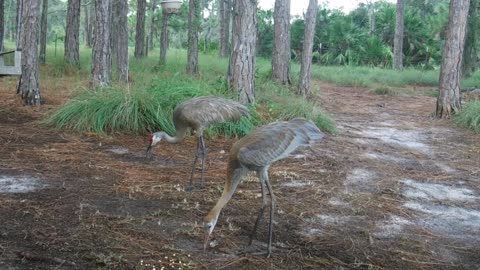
[202, 118, 325, 257]
[145, 96, 250, 191]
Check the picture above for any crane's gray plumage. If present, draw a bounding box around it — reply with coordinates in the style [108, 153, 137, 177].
[203, 118, 325, 257]
[145, 96, 250, 191]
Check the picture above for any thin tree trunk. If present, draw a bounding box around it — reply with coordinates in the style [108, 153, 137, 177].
[0, 0, 4, 52]
[18, 0, 41, 105]
[65, 0, 81, 66]
[39, 0, 48, 64]
[84, 1, 89, 47]
[113, 0, 129, 83]
[297, 0, 317, 96]
[187, 0, 199, 74]
[149, 0, 157, 50]
[218, 0, 231, 57]
[16, 0, 23, 49]
[159, 12, 170, 64]
[393, 0, 405, 70]
[91, 0, 112, 88]
[271, 0, 291, 84]
[218, 0, 225, 57]
[228, 0, 257, 104]
[462, 0, 479, 77]
[134, 0, 146, 58]
[368, 2, 375, 36]
[87, 2, 94, 47]
[436, 0, 470, 118]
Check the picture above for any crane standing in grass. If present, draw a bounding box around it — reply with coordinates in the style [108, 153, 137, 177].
[202, 118, 325, 257]
[145, 96, 250, 191]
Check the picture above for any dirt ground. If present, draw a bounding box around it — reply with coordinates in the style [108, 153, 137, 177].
[1, 76, 480, 270]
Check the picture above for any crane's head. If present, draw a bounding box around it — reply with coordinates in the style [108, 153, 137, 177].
[145, 132, 162, 159]
[202, 211, 220, 251]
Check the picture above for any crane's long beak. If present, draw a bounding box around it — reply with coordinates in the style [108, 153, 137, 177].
[203, 233, 210, 251]
[145, 143, 153, 159]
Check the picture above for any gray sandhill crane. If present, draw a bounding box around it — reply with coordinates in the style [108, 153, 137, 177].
[145, 96, 249, 191]
[202, 118, 325, 257]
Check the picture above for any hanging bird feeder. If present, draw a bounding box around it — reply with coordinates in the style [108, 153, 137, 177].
[160, 0, 182, 14]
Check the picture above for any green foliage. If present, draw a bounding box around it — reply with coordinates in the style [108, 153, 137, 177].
[311, 66, 439, 87]
[257, 9, 274, 57]
[454, 101, 480, 133]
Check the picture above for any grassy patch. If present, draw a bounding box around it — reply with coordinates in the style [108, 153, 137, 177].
[309, 66, 439, 88]
[454, 101, 480, 133]
[45, 47, 336, 136]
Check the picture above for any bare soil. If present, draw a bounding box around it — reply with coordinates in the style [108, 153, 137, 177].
[1, 76, 479, 270]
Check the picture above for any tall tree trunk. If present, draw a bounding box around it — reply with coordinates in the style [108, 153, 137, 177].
[149, 0, 157, 50]
[436, 0, 470, 118]
[228, 0, 257, 104]
[297, 0, 317, 96]
[218, 0, 231, 58]
[0, 0, 4, 52]
[187, 0, 199, 74]
[91, 0, 112, 88]
[271, 0, 291, 84]
[65, 0, 81, 66]
[18, 0, 41, 105]
[159, 12, 170, 64]
[39, 0, 48, 64]
[113, 0, 129, 83]
[134, 0, 146, 58]
[87, 2, 94, 47]
[368, 2, 375, 36]
[393, 0, 405, 70]
[84, 1, 89, 47]
[462, 0, 479, 77]
[16, 0, 23, 49]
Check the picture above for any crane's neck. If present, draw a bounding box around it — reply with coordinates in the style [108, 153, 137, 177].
[206, 166, 246, 222]
[159, 127, 187, 144]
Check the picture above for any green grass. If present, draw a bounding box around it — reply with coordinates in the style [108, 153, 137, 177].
[43, 44, 336, 136]
[454, 101, 480, 133]
[310, 66, 439, 88]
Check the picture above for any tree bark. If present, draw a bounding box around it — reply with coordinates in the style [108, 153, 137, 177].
[271, 0, 291, 84]
[87, 2, 94, 47]
[113, 0, 129, 83]
[18, 0, 41, 105]
[39, 0, 48, 64]
[91, 0, 112, 88]
[187, 0, 199, 74]
[218, 0, 231, 57]
[84, 1, 90, 47]
[436, 0, 470, 118]
[462, 0, 479, 77]
[65, 0, 81, 66]
[0, 0, 4, 52]
[393, 0, 405, 70]
[149, 0, 157, 50]
[159, 12, 170, 64]
[297, 0, 317, 96]
[228, 0, 257, 104]
[134, 0, 146, 58]
[16, 0, 23, 49]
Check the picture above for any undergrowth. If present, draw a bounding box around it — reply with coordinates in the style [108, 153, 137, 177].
[454, 101, 480, 133]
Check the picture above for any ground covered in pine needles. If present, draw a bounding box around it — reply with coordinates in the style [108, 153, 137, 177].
[1, 76, 480, 270]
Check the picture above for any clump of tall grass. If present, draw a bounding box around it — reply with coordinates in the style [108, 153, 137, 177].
[454, 101, 480, 133]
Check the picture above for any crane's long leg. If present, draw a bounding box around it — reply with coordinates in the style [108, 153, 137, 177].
[264, 172, 275, 258]
[248, 171, 267, 246]
[199, 135, 207, 188]
[186, 138, 201, 191]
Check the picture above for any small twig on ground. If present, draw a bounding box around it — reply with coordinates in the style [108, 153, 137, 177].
[14, 251, 76, 267]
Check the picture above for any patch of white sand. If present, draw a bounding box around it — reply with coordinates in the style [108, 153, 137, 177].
[353, 127, 431, 154]
[0, 175, 44, 193]
[403, 179, 477, 202]
[373, 215, 413, 238]
[106, 146, 129, 155]
[282, 180, 313, 187]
